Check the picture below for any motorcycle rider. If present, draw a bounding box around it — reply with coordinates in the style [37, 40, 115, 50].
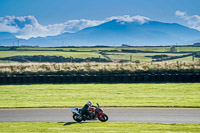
[81, 101, 96, 120]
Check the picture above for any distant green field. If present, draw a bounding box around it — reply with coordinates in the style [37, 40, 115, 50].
[17, 46, 171, 52]
[165, 55, 199, 62]
[0, 51, 102, 59]
[0, 60, 16, 63]
[0, 122, 199, 133]
[17, 47, 115, 51]
[0, 46, 200, 63]
[0, 47, 11, 51]
[106, 52, 190, 62]
[0, 51, 197, 63]
[120, 46, 171, 52]
[0, 83, 199, 108]
[3, 46, 200, 52]
[16, 46, 200, 52]
[176, 46, 200, 52]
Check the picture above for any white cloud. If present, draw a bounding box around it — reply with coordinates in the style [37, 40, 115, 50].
[175, 11, 186, 17]
[0, 15, 150, 39]
[16, 21, 67, 39]
[105, 15, 150, 24]
[175, 10, 200, 31]
[63, 19, 103, 33]
[62, 15, 150, 33]
[0, 16, 20, 33]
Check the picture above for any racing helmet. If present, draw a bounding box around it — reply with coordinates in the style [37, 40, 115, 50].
[87, 101, 92, 107]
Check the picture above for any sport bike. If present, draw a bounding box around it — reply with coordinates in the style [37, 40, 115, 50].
[71, 103, 108, 122]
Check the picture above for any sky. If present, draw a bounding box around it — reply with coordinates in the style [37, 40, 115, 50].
[0, 0, 200, 39]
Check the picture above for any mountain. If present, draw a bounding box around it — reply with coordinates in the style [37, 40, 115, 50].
[57, 20, 200, 46]
[1, 20, 200, 46]
[0, 32, 16, 40]
[193, 42, 200, 46]
[0, 32, 19, 46]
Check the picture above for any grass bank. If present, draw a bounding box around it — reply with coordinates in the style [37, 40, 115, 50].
[0, 83, 200, 108]
[0, 122, 200, 133]
[1, 62, 200, 75]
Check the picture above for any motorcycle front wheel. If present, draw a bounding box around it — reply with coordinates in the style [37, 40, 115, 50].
[73, 114, 82, 122]
[98, 114, 108, 122]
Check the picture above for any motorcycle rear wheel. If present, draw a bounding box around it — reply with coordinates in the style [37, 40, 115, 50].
[73, 114, 82, 122]
[98, 114, 108, 122]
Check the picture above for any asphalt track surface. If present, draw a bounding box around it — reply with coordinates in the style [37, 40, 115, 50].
[0, 108, 200, 124]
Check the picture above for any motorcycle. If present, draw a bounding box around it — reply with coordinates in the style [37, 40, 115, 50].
[71, 103, 108, 122]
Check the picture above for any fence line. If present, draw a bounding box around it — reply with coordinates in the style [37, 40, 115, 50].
[0, 73, 199, 84]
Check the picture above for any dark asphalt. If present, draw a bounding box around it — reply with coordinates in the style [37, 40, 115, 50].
[0, 108, 199, 124]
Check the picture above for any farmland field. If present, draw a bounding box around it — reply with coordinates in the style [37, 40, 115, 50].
[16, 46, 171, 52]
[0, 46, 200, 74]
[0, 83, 200, 108]
[0, 51, 102, 59]
[16, 46, 200, 52]
[106, 52, 191, 62]
[0, 122, 199, 133]
[176, 46, 200, 52]
[166, 55, 198, 62]
[0, 46, 200, 63]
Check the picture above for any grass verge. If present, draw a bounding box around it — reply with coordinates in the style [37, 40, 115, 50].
[1, 62, 200, 75]
[0, 122, 200, 133]
[0, 83, 200, 108]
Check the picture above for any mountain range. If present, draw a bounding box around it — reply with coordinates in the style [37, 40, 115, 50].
[1, 20, 200, 46]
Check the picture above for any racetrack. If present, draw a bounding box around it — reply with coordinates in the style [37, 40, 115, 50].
[0, 108, 199, 124]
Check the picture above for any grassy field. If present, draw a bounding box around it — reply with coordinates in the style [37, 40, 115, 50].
[0, 47, 11, 51]
[15, 46, 200, 52]
[16, 46, 171, 52]
[0, 122, 200, 133]
[1, 46, 200, 63]
[0, 83, 200, 108]
[0, 51, 198, 63]
[0, 51, 102, 59]
[176, 46, 200, 52]
[106, 52, 190, 62]
[166, 55, 199, 62]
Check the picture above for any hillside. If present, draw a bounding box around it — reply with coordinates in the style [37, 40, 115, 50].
[1, 20, 200, 46]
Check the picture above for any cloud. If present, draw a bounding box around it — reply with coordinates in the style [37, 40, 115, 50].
[63, 19, 103, 33]
[105, 15, 150, 24]
[0, 15, 150, 39]
[175, 11, 186, 17]
[62, 15, 150, 32]
[0, 16, 20, 33]
[175, 10, 200, 31]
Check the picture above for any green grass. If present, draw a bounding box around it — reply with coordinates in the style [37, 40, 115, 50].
[0, 47, 11, 51]
[17, 46, 200, 52]
[17, 47, 116, 51]
[120, 46, 171, 52]
[1, 46, 200, 63]
[165, 55, 199, 62]
[16, 46, 171, 52]
[176, 46, 200, 52]
[14, 46, 200, 52]
[0, 83, 200, 108]
[106, 52, 190, 62]
[0, 51, 102, 59]
[0, 60, 17, 63]
[0, 122, 200, 133]
[0, 50, 197, 63]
